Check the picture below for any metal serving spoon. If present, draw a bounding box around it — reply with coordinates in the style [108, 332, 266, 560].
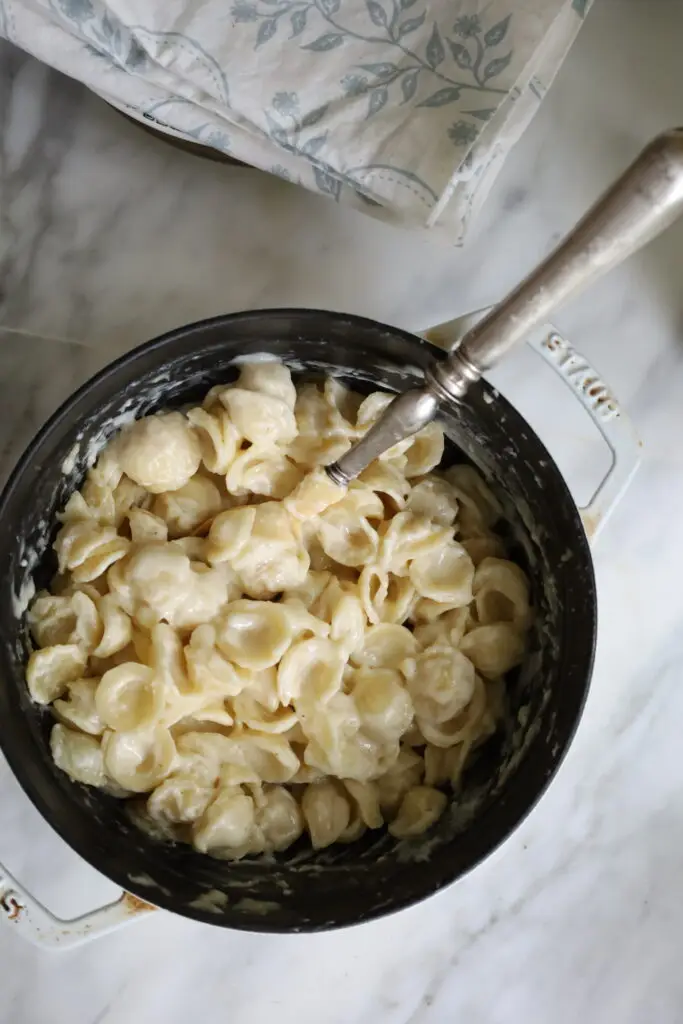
[326, 129, 683, 487]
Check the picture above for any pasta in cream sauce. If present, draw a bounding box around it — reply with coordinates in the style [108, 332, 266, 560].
[26, 361, 532, 857]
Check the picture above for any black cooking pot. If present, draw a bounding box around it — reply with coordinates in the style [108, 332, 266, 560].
[0, 310, 596, 932]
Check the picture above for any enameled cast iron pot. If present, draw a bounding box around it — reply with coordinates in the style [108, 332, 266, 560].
[0, 310, 596, 933]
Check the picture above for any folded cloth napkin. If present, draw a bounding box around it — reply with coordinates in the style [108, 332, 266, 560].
[1, 0, 591, 241]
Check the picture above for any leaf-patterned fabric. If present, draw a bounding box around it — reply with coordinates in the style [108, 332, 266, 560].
[1, 0, 591, 240]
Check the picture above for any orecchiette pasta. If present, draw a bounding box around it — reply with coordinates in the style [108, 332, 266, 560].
[412, 606, 469, 650]
[375, 747, 423, 814]
[53, 678, 104, 735]
[241, 665, 280, 713]
[323, 378, 363, 430]
[405, 477, 460, 526]
[51, 724, 107, 787]
[184, 623, 248, 697]
[352, 623, 418, 670]
[417, 672, 489, 750]
[29, 590, 96, 650]
[226, 447, 302, 499]
[148, 770, 215, 825]
[351, 668, 414, 743]
[231, 502, 309, 598]
[344, 779, 383, 830]
[379, 511, 452, 575]
[237, 360, 298, 409]
[339, 483, 386, 520]
[472, 557, 531, 629]
[285, 468, 346, 520]
[192, 786, 257, 856]
[302, 692, 367, 779]
[282, 597, 331, 641]
[277, 636, 345, 706]
[27, 362, 532, 858]
[92, 594, 132, 659]
[115, 411, 202, 493]
[102, 726, 176, 792]
[444, 464, 502, 537]
[359, 566, 416, 625]
[26, 643, 88, 704]
[253, 784, 303, 852]
[402, 423, 445, 478]
[461, 534, 507, 567]
[220, 388, 297, 447]
[54, 521, 129, 583]
[288, 383, 353, 469]
[127, 507, 168, 545]
[95, 662, 165, 732]
[186, 405, 240, 476]
[406, 647, 476, 733]
[358, 462, 410, 510]
[317, 506, 379, 567]
[152, 475, 222, 537]
[388, 785, 448, 838]
[409, 540, 474, 605]
[356, 391, 393, 429]
[235, 730, 300, 784]
[459, 623, 526, 678]
[233, 690, 298, 734]
[301, 780, 351, 850]
[217, 600, 294, 670]
[206, 506, 255, 565]
[123, 543, 233, 629]
[328, 591, 365, 659]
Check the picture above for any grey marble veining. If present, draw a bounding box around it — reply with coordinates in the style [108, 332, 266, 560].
[0, 328, 107, 485]
[2, 1, 683, 1022]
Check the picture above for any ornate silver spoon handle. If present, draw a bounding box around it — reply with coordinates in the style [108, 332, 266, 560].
[326, 128, 683, 487]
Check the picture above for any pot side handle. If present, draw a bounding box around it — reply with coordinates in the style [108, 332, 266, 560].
[423, 315, 641, 543]
[0, 859, 156, 949]
[525, 324, 641, 541]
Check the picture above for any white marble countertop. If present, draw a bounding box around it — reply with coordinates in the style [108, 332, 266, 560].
[2, 1, 683, 1020]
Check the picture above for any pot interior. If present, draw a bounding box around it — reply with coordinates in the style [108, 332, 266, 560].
[0, 310, 596, 931]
